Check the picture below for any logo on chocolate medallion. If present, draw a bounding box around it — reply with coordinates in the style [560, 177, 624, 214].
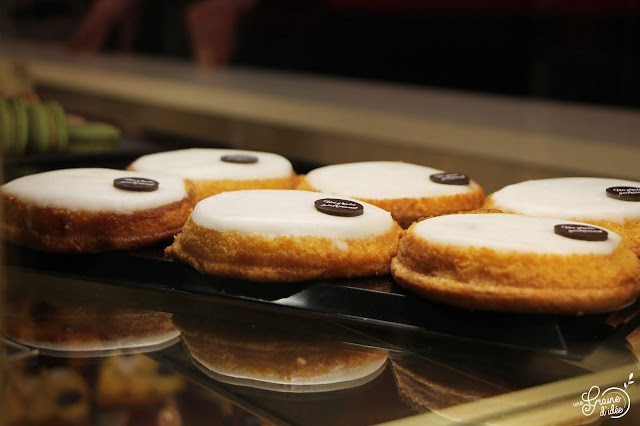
[314, 198, 363, 217]
[221, 154, 258, 164]
[606, 186, 640, 202]
[430, 173, 470, 185]
[113, 177, 159, 192]
[554, 224, 608, 241]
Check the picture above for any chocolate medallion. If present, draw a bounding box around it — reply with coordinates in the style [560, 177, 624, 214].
[606, 186, 640, 202]
[113, 177, 159, 192]
[314, 198, 364, 217]
[430, 173, 470, 185]
[221, 154, 258, 164]
[554, 224, 608, 241]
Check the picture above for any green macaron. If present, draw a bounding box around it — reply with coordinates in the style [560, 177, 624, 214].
[27, 101, 69, 153]
[68, 122, 121, 152]
[0, 97, 29, 154]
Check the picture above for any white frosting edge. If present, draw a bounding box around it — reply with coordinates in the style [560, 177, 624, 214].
[490, 177, 640, 222]
[2, 168, 189, 213]
[130, 148, 294, 180]
[412, 213, 621, 255]
[190, 189, 395, 239]
[305, 161, 479, 200]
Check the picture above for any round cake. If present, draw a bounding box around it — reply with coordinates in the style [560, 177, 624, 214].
[484, 177, 640, 256]
[173, 309, 388, 392]
[166, 189, 402, 282]
[128, 148, 296, 201]
[297, 161, 484, 228]
[1, 168, 196, 252]
[391, 213, 640, 314]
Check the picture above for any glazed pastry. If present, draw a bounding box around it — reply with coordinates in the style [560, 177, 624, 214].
[129, 148, 296, 201]
[484, 177, 640, 256]
[166, 189, 402, 282]
[1, 168, 196, 252]
[298, 161, 484, 227]
[391, 213, 640, 314]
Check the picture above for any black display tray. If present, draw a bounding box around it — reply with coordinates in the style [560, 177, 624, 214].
[8, 241, 638, 359]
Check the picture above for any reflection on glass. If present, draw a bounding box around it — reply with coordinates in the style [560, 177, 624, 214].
[4, 285, 179, 356]
[174, 307, 388, 393]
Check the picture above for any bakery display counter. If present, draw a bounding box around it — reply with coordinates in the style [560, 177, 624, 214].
[3, 148, 640, 425]
[3, 259, 640, 426]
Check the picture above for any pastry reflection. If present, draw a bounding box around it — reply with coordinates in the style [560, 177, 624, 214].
[173, 308, 388, 393]
[390, 353, 510, 413]
[4, 285, 179, 356]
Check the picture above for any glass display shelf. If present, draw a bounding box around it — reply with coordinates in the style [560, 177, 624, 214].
[3, 145, 640, 425]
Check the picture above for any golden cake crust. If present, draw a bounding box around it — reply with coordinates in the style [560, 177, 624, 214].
[391, 222, 640, 314]
[1, 183, 196, 253]
[483, 196, 640, 257]
[166, 217, 402, 282]
[297, 177, 485, 228]
[127, 163, 297, 201]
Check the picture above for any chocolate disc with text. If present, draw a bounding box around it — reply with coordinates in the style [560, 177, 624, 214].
[314, 198, 364, 217]
[113, 177, 159, 192]
[430, 173, 470, 185]
[220, 154, 258, 164]
[554, 224, 608, 241]
[606, 186, 640, 202]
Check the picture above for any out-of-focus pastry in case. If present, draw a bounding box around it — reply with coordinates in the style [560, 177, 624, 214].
[1, 168, 196, 252]
[2, 365, 90, 425]
[96, 354, 185, 407]
[484, 177, 640, 256]
[297, 161, 484, 228]
[391, 213, 640, 314]
[129, 148, 297, 201]
[67, 122, 122, 152]
[166, 189, 402, 282]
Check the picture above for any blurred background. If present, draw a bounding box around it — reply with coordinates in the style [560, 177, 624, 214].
[1, 0, 639, 107]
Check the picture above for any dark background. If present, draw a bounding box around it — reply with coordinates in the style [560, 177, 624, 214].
[3, 0, 640, 108]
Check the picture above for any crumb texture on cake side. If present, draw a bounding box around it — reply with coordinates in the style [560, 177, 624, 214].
[391, 219, 640, 314]
[167, 217, 401, 282]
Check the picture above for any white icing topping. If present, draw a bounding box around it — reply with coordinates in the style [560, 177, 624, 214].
[2, 168, 188, 213]
[130, 148, 293, 180]
[491, 177, 640, 222]
[190, 190, 394, 239]
[413, 213, 620, 255]
[305, 161, 479, 200]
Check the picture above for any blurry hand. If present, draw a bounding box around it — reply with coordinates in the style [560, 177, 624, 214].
[69, 0, 141, 53]
[186, 0, 257, 69]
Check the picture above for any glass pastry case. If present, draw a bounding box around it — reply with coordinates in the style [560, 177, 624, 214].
[3, 146, 640, 426]
[2, 40, 640, 425]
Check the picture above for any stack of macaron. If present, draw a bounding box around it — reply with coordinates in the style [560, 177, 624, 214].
[0, 96, 121, 154]
[0, 97, 29, 154]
